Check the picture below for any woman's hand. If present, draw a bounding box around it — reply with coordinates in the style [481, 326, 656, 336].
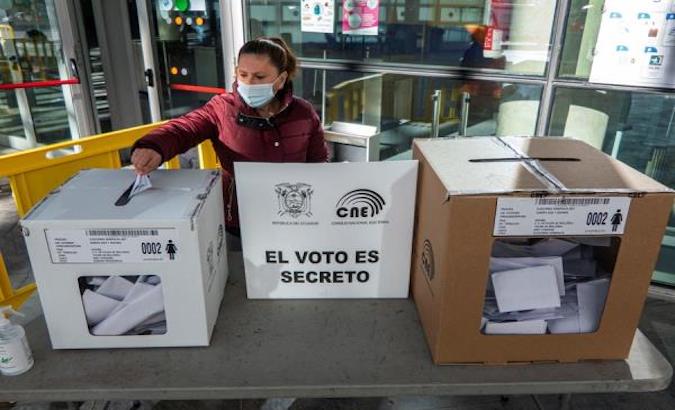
[131, 148, 162, 175]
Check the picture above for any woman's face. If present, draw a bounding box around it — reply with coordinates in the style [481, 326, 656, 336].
[236, 53, 287, 91]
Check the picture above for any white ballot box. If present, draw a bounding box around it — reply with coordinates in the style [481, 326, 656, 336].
[22, 169, 228, 349]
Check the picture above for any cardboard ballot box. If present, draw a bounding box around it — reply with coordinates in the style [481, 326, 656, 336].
[21, 169, 228, 349]
[411, 137, 674, 364]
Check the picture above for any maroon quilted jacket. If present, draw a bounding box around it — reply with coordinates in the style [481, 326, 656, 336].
[132, 82, 329, 229]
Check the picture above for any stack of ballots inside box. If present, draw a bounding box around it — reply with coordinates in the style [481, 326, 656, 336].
[482, 238, 612, 335]
[81, 275, 166, 336]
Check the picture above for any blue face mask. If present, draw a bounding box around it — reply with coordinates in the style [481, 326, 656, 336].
[237, 75, 284, 108]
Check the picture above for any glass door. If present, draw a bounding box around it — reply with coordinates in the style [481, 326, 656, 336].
[138, 0, 226, 121]
[0, 0, 95, 152]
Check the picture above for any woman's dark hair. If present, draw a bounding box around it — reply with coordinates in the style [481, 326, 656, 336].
[238, 37, 298, 79]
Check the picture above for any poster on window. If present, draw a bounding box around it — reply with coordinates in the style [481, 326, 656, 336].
[301, 0, 335, 33]
[589, 0, 675, 88]
[342, 0, 379, 35]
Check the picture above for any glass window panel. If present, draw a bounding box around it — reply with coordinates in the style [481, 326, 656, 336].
[152, 0, 224, 118]
[296, 67, 542, 161]
[246, 0, 557, 76]
[548, 87, 675, 285]
[29, 87, 71, 144]
[0, 91, 26, 153]
[558, 0, 605, 79]
[0, 0, 73, 150]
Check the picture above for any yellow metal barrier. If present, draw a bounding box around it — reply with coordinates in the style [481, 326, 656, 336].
[0, 122, 220, 217]
[0, 121, 220, 308]
[0, 253, 36, 310]
[198, 140, 219, 169]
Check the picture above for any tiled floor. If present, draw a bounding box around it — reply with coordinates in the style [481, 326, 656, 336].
[1, 186, 674, 410]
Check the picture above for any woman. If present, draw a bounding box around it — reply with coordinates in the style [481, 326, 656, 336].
[131, 37, 329, 236]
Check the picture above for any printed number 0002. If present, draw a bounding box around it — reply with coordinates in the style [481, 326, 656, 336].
[141, 242, 162, 254]
[586, 212, 608, 226]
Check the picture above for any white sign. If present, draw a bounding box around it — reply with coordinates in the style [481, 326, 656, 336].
[45, 228, 180, 264]
[494, 196, 632, 237]
[590, 0, 675, 88]
[235, 161, 418, 299]
[301, 0, 335, 33]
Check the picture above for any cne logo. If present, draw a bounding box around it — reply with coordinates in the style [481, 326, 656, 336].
[336, 189, 386, 218]
[275, 183, 313, 218]
[421, 239, 435, 282]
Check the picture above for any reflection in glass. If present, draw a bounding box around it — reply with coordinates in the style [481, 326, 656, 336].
[559, 0, 605, 79]
[297, 68, 541, 160]
[248, 0, 556, 76]
[0, 0, 72, 149]
[548, 87, 675, 285]
[152, 0, 224, 118]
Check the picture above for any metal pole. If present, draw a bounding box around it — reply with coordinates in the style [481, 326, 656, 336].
[222, 0, 246, 92]
[535, 0, 572, 136]
[52, 0, 99, 137]
[136, 0, 162, 122]
[321, 50, 327, 128]
[431, 89, 441, 138]
[459, 91, 471, 136]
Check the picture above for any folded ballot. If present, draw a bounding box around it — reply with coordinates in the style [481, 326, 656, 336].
[485, 320, 548, 335]
[490, 256, 565, 296]
[483, 238, 612, 335]
[492, 266, 561, 313]
[79, 275, 166, 336]
[548, 278, 610, 334]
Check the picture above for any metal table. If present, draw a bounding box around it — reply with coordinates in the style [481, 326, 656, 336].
[0, 253, 671, 402]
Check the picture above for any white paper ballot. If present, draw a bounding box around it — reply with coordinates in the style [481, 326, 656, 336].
[139, 275, 161, 285]
[129, 174, 152, 198]
[548, 279, 609, 334]
[96, 276, 134, 301]
[92, 284, 164, 336]
[548, 314, 581, 334]
[137, 312, 166, 327]
[82, 290, 121, 326]
[86, 276, 106, 287]
[578, 278, 610, 333]
[485, 320, 548, 335]
[491, 257, 565, 296]
[492, 266, 561, 313]
[107, 281, 156, 317]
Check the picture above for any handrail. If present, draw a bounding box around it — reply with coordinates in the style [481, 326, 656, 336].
[0, 78, 80, 90]
[169, 83, 226, 94]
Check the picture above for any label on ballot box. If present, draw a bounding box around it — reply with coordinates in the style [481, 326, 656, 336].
[45, 228, 179, 264]
[494, 196, 632, 236]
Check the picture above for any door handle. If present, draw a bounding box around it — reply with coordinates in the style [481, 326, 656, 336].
[144, 68, 154, 87]
[69, 58, 80, 79]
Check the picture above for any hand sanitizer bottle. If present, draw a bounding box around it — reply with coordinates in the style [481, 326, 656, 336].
[0, 306, 34, 376]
